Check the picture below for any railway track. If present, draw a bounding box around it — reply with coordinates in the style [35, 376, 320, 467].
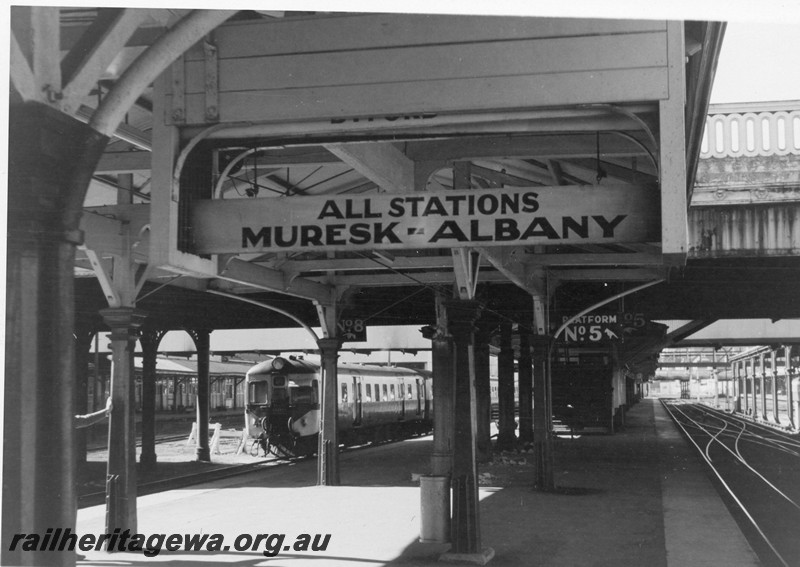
[78, 459, 277, 509]
[85, 432, 190, 452]
[79, 432, 430, 509]
[663, 400, 800, 567]
[81, 430, 274, 508]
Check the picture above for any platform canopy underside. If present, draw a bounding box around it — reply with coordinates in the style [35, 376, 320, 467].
[39, 10, 740, 333]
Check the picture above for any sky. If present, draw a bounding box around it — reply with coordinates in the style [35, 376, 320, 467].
[711, 22, 800, 104]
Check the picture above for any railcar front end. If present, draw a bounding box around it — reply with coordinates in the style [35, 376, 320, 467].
[245, 356, 320, 456]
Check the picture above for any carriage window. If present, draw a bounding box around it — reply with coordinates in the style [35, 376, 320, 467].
[365, 384, 372, 401]
[248, 381, 268, 404]
[407, 384, 414, 399]
[292, 385, 315, 404]
[341, 383, 348, 402]
[273, 376, 286, 386]
[382, 384, 388, 400]
[399, 384, 405, 398]
[357, 383, 363, 401]
[374, 384, 380, 401]
[389, 384, 396, 400]
[312, 379, 319, 402]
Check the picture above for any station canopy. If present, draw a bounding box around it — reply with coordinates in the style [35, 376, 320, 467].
[66, 10, 728, 334]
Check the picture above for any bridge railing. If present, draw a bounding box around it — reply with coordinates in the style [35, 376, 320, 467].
[700, 101, 800, 159]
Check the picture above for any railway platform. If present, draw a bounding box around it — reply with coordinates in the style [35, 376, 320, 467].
[75, 398, 759, 566]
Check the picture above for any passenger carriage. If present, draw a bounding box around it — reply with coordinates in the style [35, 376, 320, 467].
[245, 356, 433, 457]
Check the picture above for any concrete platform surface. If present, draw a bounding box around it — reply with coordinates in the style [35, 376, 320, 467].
[75, 399, 760, 566]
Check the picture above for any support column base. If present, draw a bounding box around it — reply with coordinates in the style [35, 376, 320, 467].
[140, 452, 157, 470]
[518, 433, 534, 445]
[196, 448, 211, 462]
[440, 547, 495, 565]
[494, 432, 517, 452]
[476, 445, 492, 464]
[533, 439, 555, 492]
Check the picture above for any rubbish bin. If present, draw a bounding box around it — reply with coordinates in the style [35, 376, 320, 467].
[419, 475, 450, 543]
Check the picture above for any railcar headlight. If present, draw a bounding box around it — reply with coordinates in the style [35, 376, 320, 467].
[272, 357, 287, 371]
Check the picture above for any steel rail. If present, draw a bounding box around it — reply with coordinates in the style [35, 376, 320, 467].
[662, 400, 791, 567]
[669, 403, 800, 512]
[701, 408, 800, 457]
[701, 404, 800, 449]
[674, 404, 794, 455]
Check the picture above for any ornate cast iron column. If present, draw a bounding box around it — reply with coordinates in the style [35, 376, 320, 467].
[423, 293, 455, 476]
[4, 102, 108, 567]
[517, 331, 534, 444]
[101, 307, 146, 536]
[139, 329, 166, 470]
[443, 299, 494, 564]
[532, 335, 555, 491]
[496, 322, 517, 451]
[317, 337, 342, 485]
[188, 329, 212, 462]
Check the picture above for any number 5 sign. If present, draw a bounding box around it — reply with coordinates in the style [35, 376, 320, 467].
[338, 318, 367, 342]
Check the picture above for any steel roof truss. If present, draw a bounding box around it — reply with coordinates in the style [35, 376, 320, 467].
[60, 9, 156, 114]
[452, 248, 481, 300]
[216, 257, 334, 306]
[323, 142, 415, 192]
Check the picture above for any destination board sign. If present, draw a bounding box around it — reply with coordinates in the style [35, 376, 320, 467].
[190, 185, 659, 254]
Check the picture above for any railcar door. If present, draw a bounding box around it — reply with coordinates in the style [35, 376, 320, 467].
[423, 378, 431, 419]
[416, 378, 424, 415]
[399, 380, 406, 420]
[353, 377, 362, 426]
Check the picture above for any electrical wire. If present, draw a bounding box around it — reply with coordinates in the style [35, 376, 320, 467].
[354, 251, 539, 332]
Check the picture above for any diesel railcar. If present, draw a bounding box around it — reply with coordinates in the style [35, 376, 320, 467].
[245, 356, 433, 457]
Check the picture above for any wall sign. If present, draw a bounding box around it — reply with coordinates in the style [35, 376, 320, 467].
[190, 184, 659, 254]
[561, 314, 622, 343]
[560, 311, 649, 344]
